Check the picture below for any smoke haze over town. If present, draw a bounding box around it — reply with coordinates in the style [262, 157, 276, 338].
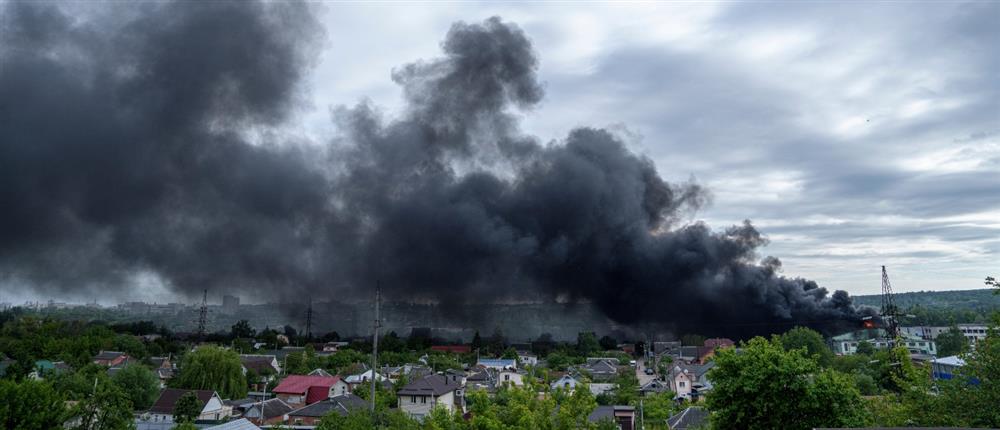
[2, 2, 997, 338]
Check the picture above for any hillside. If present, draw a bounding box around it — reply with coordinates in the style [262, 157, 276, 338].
[852, 288, 999, 324]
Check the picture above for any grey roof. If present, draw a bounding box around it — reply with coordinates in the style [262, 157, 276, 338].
[588, 405, 634, 423]
[639, 379, 670, 393]
[307, 368, 333, 377]
[288, 394, 367, 417]
[582, 360, 617, 374]
[397, 374, 461, 396]
[204, 418, 261, 430]
[675, 362, 714, 378]
[245, 398, 294, 420]
[667, 407, 708, 429]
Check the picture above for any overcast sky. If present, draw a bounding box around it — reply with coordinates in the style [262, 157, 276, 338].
[295, 2, 998, 297]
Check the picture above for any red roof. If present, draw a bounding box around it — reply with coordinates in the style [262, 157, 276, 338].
[430, 345, 471, 354]
[273, 375, 340, 405]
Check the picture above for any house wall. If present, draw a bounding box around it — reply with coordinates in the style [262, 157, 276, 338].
[198, 398, 227, 421]
[328, 381, 350, 397]
[672, 372, 694, 397]
[399, 391, 456, 419]
[498, 371, 523, 386]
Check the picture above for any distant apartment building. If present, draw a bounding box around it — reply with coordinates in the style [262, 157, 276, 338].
[223, 295, 240, 314]
[831, 329, 936, 356]
[901, 324, 990, 345]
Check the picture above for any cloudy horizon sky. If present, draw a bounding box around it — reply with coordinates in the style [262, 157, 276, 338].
[3, 1, 997, 307]
[299, 2, 998, 297]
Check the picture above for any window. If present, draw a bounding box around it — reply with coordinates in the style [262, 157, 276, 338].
[504, 375, 510, 381]
[421, 396, 427, 404]
[411, 396, 416, 403]
[679, 381, 686, 388]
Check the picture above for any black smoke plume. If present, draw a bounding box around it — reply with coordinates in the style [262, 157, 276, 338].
[0, 3, 869, 337]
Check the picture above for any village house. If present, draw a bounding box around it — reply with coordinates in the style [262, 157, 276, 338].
[203, 418, 261, 430]
[516, 351, 538, 367]
[579, 359, 618, 382]
[550, 374, 582, 391]
[272, 375, 341, 407]
[497, 368, 525, 387]
[143, 388, 228, 425]
[397, 374, 463, 419]
[639, 378, 671, 396]
[240, 354, 281, 376]
[588, 405, 635, 430]
[589, 383, 616, 397]
[670, 363, 715, 401]
[243, 397, 294, 425]
[345, 369, 387, 390]
[93, 350, 128, 366]
[285, 393, 367, 426]
[476, 358, 517, 370]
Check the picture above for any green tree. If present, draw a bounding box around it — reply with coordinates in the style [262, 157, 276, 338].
[470, 330, 482, 353]
[231, 320, 256, 339]
[73, 382, 136, 430]
[598, 335, 617, 351]
[707, 336, 868, 430]
[855, 341, 875, 356]
[951, 320, 1000, 426]
[111, 364, 160, 410]
[576, 332, 601, 356]
[936, 325, 968, 357]
[175, 346, 247, 399]
[0, 379, 67, 430]
[173, 391, 203, 423]
[780, 326, 833, 366]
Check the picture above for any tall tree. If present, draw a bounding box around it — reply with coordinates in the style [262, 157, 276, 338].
[231, 320, 256, 339]
[935, 325, 968, 357]
[598, 335, 617, 351]
[0, 380, 67, 430]
[73, 382, 136, 430]
[707, 336, 868, 430]
[780, 326, 834, 366]
[111, 364, 160, 410]
[175, 346, 247, 399]
[173, 392, 202, 424]
[576, 332, 600, 356]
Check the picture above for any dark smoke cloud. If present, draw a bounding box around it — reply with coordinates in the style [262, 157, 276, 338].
[1, 3, 869, 336]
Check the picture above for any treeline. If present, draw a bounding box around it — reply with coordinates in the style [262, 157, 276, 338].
[852, 288, 999, 324]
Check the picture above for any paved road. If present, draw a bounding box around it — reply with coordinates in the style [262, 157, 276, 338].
[636, 359, 656, 386]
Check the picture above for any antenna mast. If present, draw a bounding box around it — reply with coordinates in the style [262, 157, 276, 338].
[370, 284, 381, 413]
[880, 266, 900, 342]
[197, 289, 208, 340]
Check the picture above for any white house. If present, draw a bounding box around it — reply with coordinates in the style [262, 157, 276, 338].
[476, 358, 517, 370]
[142, 388, 229, 425]
[345, 369, 386, 390]
[497, 369, 524, 387]
[517, 351, 538, 367]
[397, 374, 463, 419]
[550, 374, 581, 391]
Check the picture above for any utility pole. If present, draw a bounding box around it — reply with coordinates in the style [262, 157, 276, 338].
[197, 289, 208, 340]
[305, 298, 313, 340]
[370, 284, 381, 414]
